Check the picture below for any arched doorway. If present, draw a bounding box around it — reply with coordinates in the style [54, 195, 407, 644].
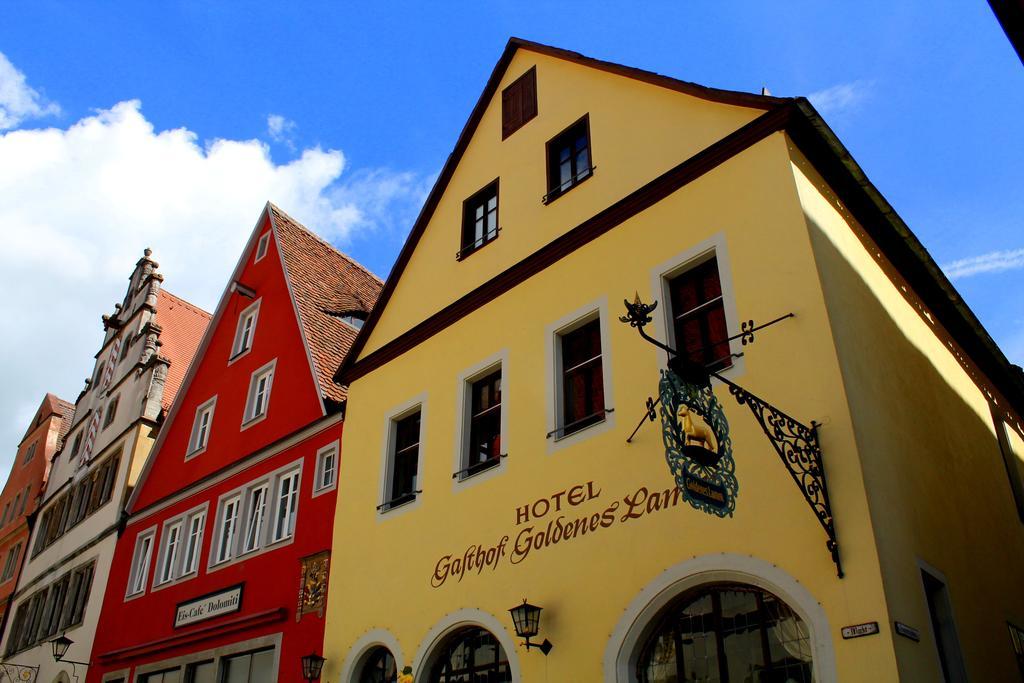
[636, 582, 813, 682]
[357, 646, 398, 683]
[426, 626, 511, 682]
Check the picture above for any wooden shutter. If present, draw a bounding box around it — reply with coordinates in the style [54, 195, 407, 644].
[501, 67, 537, 139]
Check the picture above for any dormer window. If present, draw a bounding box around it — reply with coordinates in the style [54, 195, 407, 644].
[255, 232, 271, 262]
[458, 180, 499, 260]
[230, 299, 261, 361]
[329, 309, 367, 330]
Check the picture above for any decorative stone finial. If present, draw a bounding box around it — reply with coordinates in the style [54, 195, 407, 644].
[144, 248, 152, 257]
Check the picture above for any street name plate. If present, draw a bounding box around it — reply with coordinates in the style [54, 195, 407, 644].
[894, 621, 921, 642]
[841, 621, 879, 639]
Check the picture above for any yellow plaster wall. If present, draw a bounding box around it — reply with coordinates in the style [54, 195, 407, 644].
[326, 133, 899, 682]
[360, 49, 764, 358]
[791, 143, 1024, 681]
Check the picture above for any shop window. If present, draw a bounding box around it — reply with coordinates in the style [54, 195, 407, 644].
[501, 66, 537, 139]
[359, 646, 398, 683]
[556, 316, 606, 438]
[637, 583, 813, 682]
[458, 180, 499, 260]
[427, 627, 511, 683]
[103, 395, 120, 430]
[255, 232, 271, 263]
[243, 360, 276, 426]
[127, 529, 155, 597]
[1, 542, 22, 582]
[314, 443, 338, 495]
[667, 256, 732, 372]
[187, 397, 217, 457]
[139, 668, 181, 683]
[219, 647, 275, 683]
[921, 568, 967, 682]
[185, 660, 215, 683]
[381, 409, 422, 512]
[544, 115, 592, 204]
[231, 300, 261, 360]
[458, 367, 503, 480]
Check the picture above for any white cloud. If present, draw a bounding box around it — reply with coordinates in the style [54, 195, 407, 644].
[943, 248, 1024, 280]
[807, 80, 872, 117]
[266, 113, 297, 149]
[0, 68, 428, 480]
[0, 51, 60, 129]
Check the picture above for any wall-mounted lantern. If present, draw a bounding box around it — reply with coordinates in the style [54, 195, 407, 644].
[509, 599, 553, 655]
[301, 652, 326, 681]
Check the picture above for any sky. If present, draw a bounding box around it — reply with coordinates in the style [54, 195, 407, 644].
[0, 2, 1022, 479]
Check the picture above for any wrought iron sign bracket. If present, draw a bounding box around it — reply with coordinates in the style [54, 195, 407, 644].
[0, 662, 39, 683]
[620, 296, 843, 578]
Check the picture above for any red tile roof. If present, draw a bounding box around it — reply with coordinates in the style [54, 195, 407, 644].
[155, 289, 212, 411]
[269, 204, 383, 404]
[21, 393, 75, 446]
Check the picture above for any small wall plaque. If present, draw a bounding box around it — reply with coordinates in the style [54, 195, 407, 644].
[894, 621, 920, 642]
[841, 621, 879, 639]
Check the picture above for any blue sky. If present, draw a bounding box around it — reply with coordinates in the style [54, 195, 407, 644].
[0, 1, 1022, 476]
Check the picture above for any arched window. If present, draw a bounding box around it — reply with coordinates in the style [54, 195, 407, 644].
[637, 582, 813, 682]
[358, 646, 397, 683]
[427, 626, 511, 682]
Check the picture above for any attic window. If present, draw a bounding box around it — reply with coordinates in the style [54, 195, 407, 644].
[327, 310, 368, 330]
[501, 67, 537, 140]
[255, 232, 271, 263]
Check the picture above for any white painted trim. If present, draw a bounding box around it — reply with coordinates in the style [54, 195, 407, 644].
[312, 440, 340, 498]
[254, 231, 271, 263]
[184, 395, 217, 461]
[412, 608, 522, 682]
[603, 553, 837, 683]
[916, 557, 969, 682]
[240, 358, 277, 430]
[339, 628, 405, 683]
[648, 232, 747, 381]
[452, 349, 509, 493]
[545, 296, 616, 454]
[149, 502, 209, 592]
[227, 297, 262, 366]
[378, 394, 427, 520]
[124, 524, 157, 600]
[102, 669, 129, 683]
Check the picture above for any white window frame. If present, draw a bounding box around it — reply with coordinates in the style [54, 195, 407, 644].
[312, 442, 340, 497]
[545, 297, 616, 454]
[241, 359, 276, 429]
[208, 459, 303, 572]
[155, 520, 183, 586]
[212, 494, 241, 566]
[378, 395, 427, 519]
[271, 469, 300, 543]
[242, 483, 269, 553]
[648, 234, 745, 378]
[453, 351, 509, 492]
[150, 503, 207, 590]
[186, 396, 217, 459]
[229, 299, 262, 363]
[1, 542, 21, 582]
[181, 509, 206, 577]
[254, 232, 271, 263]
[125, 527, 156, 599]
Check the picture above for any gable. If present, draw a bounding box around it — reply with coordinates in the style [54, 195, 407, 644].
[350, 41, 774, 364]
[129, 211, 324, 511]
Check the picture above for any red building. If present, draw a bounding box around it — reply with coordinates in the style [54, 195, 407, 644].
[88, 204, 381, 683]
[0, 394, 74, 628]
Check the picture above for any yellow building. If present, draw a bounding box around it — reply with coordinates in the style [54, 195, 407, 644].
[324, 39, 1024, 682]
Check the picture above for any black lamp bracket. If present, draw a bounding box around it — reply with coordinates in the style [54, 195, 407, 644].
[522, 636, 553, 656]
[619, 297, 842, 578]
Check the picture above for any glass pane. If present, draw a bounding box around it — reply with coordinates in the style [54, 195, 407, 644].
[222, 654, 251, 683]
[360, 647, 397, 683]
[250, 649, 275, 683]
[186, 661, 215, 683]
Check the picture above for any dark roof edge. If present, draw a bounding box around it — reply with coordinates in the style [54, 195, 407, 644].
[335, 37, 787, 382]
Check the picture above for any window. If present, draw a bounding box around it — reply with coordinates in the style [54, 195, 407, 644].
[93, 361, 106, 389]
[1, 542, 22, 582]
[667, 257, 732, 372]
[70, 431, 83, 459]
[103, 395, 120, 429]
[359, 646, 398, 683]
[338, 312, 366, 330]
[231, 300, 261, 359]
[314, 444, 338, 494]
[185, 661, 215, 683]
[255, 232, 271, 262]
[243, 361, 275, 425]
[219, 647, 275, 683]
[458, 180, 499, 260]
[272, 469, 300, 542]
[62, 561, 95, 628]
[23, 441, 37, 464]
[921, 568, 967, 682]
[181, 511, 206, 576]
[382, 410, 421, 512]
[127, 530, 155, 596]
[544, 115, 592, 203]
[501, 66, 537, 139]
[636, 583, 813, 683]
[188, 397, 217, 457]
[156, 520, 183, 585]
[214, 495, 241, 564]
[427, 627, 511, 683]
[18, 485, 30, 515]
[10, 494, 20, 522]
[38, 572, 69, 641]
[557, 317, 606, 437]
[139, 668, 182, 683]
[460, 369, 503, 479]
[119, 334, 132, 363]
[996, 413, 1024, 523]
[4, 601, 28, 655]
[242, 484, 269, 553]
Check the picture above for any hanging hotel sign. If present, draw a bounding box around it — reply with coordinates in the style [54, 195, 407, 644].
[659, 369, 737, 517]
[174, 584, 244, 628]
